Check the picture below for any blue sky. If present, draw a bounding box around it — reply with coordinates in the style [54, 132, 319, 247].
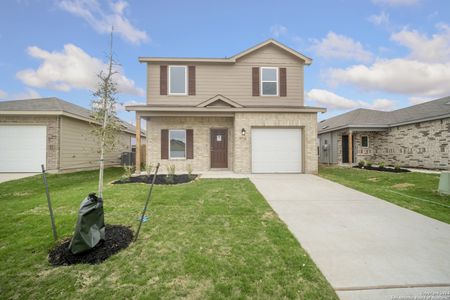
[1, 0, 449, 124]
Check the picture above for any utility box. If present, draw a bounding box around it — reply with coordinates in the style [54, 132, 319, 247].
[438, 171, 450, 195]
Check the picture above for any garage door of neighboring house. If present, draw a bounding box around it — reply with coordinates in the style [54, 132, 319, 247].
[251, 128, 302, 173]
[0, 125, 47, 172]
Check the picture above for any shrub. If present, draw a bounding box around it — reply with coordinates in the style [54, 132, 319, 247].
[358, 160, 366, 168]
[166, 164, 176, 183]
[366, 161, 373, 167]
[122, 165, 134, 180]
[378, 161, 385, 168]
[186, 164, 195, 180]
[394, 162, 401, 171]
[145, 163, 154, 175]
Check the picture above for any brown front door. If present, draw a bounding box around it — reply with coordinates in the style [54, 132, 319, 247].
[210, 129, 228, 168]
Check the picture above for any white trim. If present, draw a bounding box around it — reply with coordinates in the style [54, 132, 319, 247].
[168, 129, 187, 159]
[168, 65, 188, 95]
[361, 135, 369, 148]
[260, 67, 279, 96]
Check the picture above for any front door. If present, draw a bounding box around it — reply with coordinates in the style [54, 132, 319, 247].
[342, 135, 349, 163]
[210, 129, 228, 168]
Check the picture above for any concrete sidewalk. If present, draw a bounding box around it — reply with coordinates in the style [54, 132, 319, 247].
[0, 173, 38, 183]
[250, 174, 450, 300]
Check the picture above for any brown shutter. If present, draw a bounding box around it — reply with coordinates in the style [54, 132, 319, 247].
[161, 129, 168, 159]
[160, 65, 167, 95]
[188, 66, 196, 95]
[252, 67, 260, 96]
[186, 129, 194, 159]
[280, 67, 287, 97]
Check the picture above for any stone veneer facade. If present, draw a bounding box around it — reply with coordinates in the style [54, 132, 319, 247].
[146, 112, 318, 174]
[0, 115, 60, 171]
[336, 117, 450, 169]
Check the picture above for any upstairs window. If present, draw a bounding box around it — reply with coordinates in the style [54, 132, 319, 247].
[169, 66, 187, 95]
[169, 130, 186, 159]
[361, 136, 369, 148]
[261, 67, 278, 96]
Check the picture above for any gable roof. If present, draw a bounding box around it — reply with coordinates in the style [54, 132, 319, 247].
[0, 97, 143, 135]
[318, 95, 450, 134]
[138, 39, 312, 65]
[196, 94, 243, 108]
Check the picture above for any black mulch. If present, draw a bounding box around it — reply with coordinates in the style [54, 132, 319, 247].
[48, 225, 133, 266]
[353, 166, 410, 173]
[113, 174, 197, 185]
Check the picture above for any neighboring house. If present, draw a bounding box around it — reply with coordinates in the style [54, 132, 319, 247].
[127, 39, 325, 174]
[0, 97, 145, 173]
[318, 96, 450, 169]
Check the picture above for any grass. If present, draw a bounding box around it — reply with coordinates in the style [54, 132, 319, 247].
[319, 165, 450, 224]
[0, 168, 337, 299]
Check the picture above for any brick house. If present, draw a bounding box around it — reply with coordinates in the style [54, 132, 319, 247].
[318, 96, 450, 170]
[127, 39, 325, 174]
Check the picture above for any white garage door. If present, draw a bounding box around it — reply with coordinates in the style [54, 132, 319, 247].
[251, 128, 302, 173]
[0, 125, 47, 172]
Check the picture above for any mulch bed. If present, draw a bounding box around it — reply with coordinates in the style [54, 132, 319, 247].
[353, 166, 410, 173]
[48, 225, 133, 266]
[113, 174, 197, 185]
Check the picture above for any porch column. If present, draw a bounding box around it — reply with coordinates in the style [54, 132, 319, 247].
[348, 130, 353, 164]
[135, 112, 141, 174]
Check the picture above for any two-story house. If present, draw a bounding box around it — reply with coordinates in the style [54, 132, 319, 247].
[127, 39, 325, 174]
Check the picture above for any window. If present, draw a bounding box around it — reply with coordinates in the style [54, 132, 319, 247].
[169, 66, 187, 95]
[169, 130, 186, 159]
[261, 67, 278, 96]
[361, 136, 369, 148]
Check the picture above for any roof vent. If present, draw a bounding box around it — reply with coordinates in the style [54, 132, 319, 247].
[319, 119, 327, 123]
[322, 125, 329, 129]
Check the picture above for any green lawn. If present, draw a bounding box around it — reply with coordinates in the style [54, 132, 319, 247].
[0, 168, 336, 300]
[319, 165, 450, 224]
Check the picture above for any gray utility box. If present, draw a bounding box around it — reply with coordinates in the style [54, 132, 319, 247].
[438, 171, 450, 195]
[121, 152, 136, 166]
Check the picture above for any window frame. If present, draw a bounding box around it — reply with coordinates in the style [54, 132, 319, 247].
[168, 65, 188, 95]
[361, 135, 369, 148]
[168, 129, 187, 159]
[260, 67, 279, 96]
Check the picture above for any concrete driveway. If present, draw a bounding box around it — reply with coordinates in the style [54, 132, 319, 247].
[0, 173, 38, 183]
[250, 174, 450, 300]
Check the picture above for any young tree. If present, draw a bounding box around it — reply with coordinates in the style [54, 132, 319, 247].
[91, 29, 121, 199]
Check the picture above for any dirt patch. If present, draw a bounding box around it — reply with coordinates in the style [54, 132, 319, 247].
[391, 183, 415, 190]
[367, 178, 379, 182]
[261, 211, 276, 220]
[48, 225, 133, 266]
[113, 174, 197, 185]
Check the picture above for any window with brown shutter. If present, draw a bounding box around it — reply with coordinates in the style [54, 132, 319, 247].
[161, 129, 168, 159]
[252, 67, 260, 96]
[188, 66, 196, 95]
[186, 129, 194, 159]
[280, 67, 287, 97]
[160, 66, 167, 95]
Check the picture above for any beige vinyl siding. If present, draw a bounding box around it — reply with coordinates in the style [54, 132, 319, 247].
[147, 44, 305, 106]
[59, 116, 132, 170]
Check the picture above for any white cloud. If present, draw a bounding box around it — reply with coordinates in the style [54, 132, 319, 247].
[0, 88, 41, 100]
[368, 11, 390, 27]
[310, 32, 373, 63]
[326, 25, 450, 99]
[327, 59, 450, 98]
[306, 89, 395, 111]
[16, 44, 144, 96]
[58, 0, 149, 45]
[391, 25, 450, 63]
[372, 0, 420, 6]
[270, 24, 288, 38]
[409, 96, 434, 105]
